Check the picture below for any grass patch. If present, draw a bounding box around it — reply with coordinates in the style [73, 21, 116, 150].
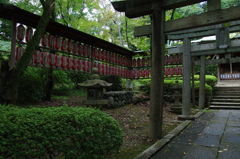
[110, 142, 155, 159]
[203, 109, 215, 113]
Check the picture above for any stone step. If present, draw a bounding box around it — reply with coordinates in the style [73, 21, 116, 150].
[209, 105, 240, 109]
[214, 91, 240, 95]
[212, 96, 240, 99]
[210, 85, 240, 109]
[215, 87, 240, 90]
[210, 102, 240, 106]
[211, 99, 240, 102]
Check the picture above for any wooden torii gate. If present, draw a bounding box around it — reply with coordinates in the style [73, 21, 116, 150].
[112, 0, 240, 139]
[168, 20, 240, 109]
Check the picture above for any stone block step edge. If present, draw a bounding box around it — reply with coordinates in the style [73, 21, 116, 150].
[134, 111, 205, 159]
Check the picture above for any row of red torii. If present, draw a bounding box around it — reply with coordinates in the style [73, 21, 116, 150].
[15, 24, 183, 79]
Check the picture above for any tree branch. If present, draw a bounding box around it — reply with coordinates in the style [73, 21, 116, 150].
[15, 0, 55, 75]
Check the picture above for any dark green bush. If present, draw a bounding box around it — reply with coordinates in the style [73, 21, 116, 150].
[18, 67, 45, 103]
[101, 75, 123, 91]
[51, 70, 73, 96]
[0, 105, 123, 159]
[67, 72, 90, 89]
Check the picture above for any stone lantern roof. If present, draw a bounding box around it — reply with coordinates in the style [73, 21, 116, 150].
[79, 68, 112, 88]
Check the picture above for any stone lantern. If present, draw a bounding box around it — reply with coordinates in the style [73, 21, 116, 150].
[79, 68, 112, 106]
[170, 80, 182, 114]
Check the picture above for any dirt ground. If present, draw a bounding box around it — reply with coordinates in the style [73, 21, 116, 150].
[36, 95, 181, 157]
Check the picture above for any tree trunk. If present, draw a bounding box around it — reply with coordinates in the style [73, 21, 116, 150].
[44, 68, 54, 101]
[0, 0, 55, 104]
[44, 2, 56, 101]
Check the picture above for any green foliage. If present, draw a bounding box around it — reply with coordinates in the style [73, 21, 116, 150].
[0, 40, 11, 51]
[166, 3, 206, 21]
[138, 79, 151, 95]
[0, 105, 123, 159]
[102, 75, 123, 91]
[137, 75, 215, 97]
[67, 72, 90, 89]
[17, 67, 45, 103]
[193, 81, 213, 96]
[52, 70, 73, 96]
[222, 0, 240, 9]
[194, 64, 218, 77]
[194, 75, 218, 88]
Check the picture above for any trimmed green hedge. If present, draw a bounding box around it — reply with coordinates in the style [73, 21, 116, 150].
[164, 80, 212, 96]
[139, 75, 217, 96]
[165, 75, 217, 88]
[138, 77, 215, 105]
[0, 106, 123, 159]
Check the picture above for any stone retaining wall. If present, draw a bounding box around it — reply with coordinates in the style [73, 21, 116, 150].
[103, 91, 134, 108]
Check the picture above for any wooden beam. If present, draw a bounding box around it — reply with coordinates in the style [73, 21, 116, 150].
[165, 5, 240, 33]
[123, 0, 205, 18]
[168, 23, 240, 40]
[125, 0, 160, 18]
[208, 0, 221, 11]
[168, 20, 240, 35]
[111, 1, 126, 12]
[134, 25, 152, 37]
[168, 39, 240, 56]
[192, 47, 240, 56]
[168, 29, 216, 40]
[195, 57, 240, 65]
[135, 19, 240, 38]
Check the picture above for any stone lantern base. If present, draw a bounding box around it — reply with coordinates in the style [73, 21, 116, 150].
[170, 93, 182, 114]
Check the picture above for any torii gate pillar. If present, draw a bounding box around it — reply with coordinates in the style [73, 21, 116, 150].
[179, 38, 194, 120]
[149, 7, 165, 139]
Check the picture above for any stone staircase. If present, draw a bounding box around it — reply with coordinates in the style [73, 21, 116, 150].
[210, 86, 240, 109]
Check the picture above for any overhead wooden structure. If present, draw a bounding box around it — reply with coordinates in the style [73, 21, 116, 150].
[1, 3, 148, 80]
[112, 0, 240, 140]
[0, 3, 133, 56]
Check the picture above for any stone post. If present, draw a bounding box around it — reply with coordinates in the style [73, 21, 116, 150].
[179, 37, 194, 120]
[126, 79, 133, 90]
[199, 55, 206, 109]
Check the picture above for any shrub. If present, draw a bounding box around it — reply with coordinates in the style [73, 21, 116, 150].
[0, 105, 123, 159]
[17, 67, 45, 103]
[194, 75, 217, 87]
[67, 72, 90, 89]
[52, 70, 74, 96]
[138, 79, 151, 95]
[101, 75, 123, 91]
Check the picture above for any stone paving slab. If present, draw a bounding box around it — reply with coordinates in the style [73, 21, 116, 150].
[201, 122, 225, 136]
[151, 144, 191, 159]
[194, 134, 221, 147]
[222, 134, 240, 144]
[218, 143, 240, 159]
[224, 127, 240, 134]
[183, 145, 218, 159]
[226, 121, 240, 127]
[149, 110, 240, 159]
[148, 111, 216, 159]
